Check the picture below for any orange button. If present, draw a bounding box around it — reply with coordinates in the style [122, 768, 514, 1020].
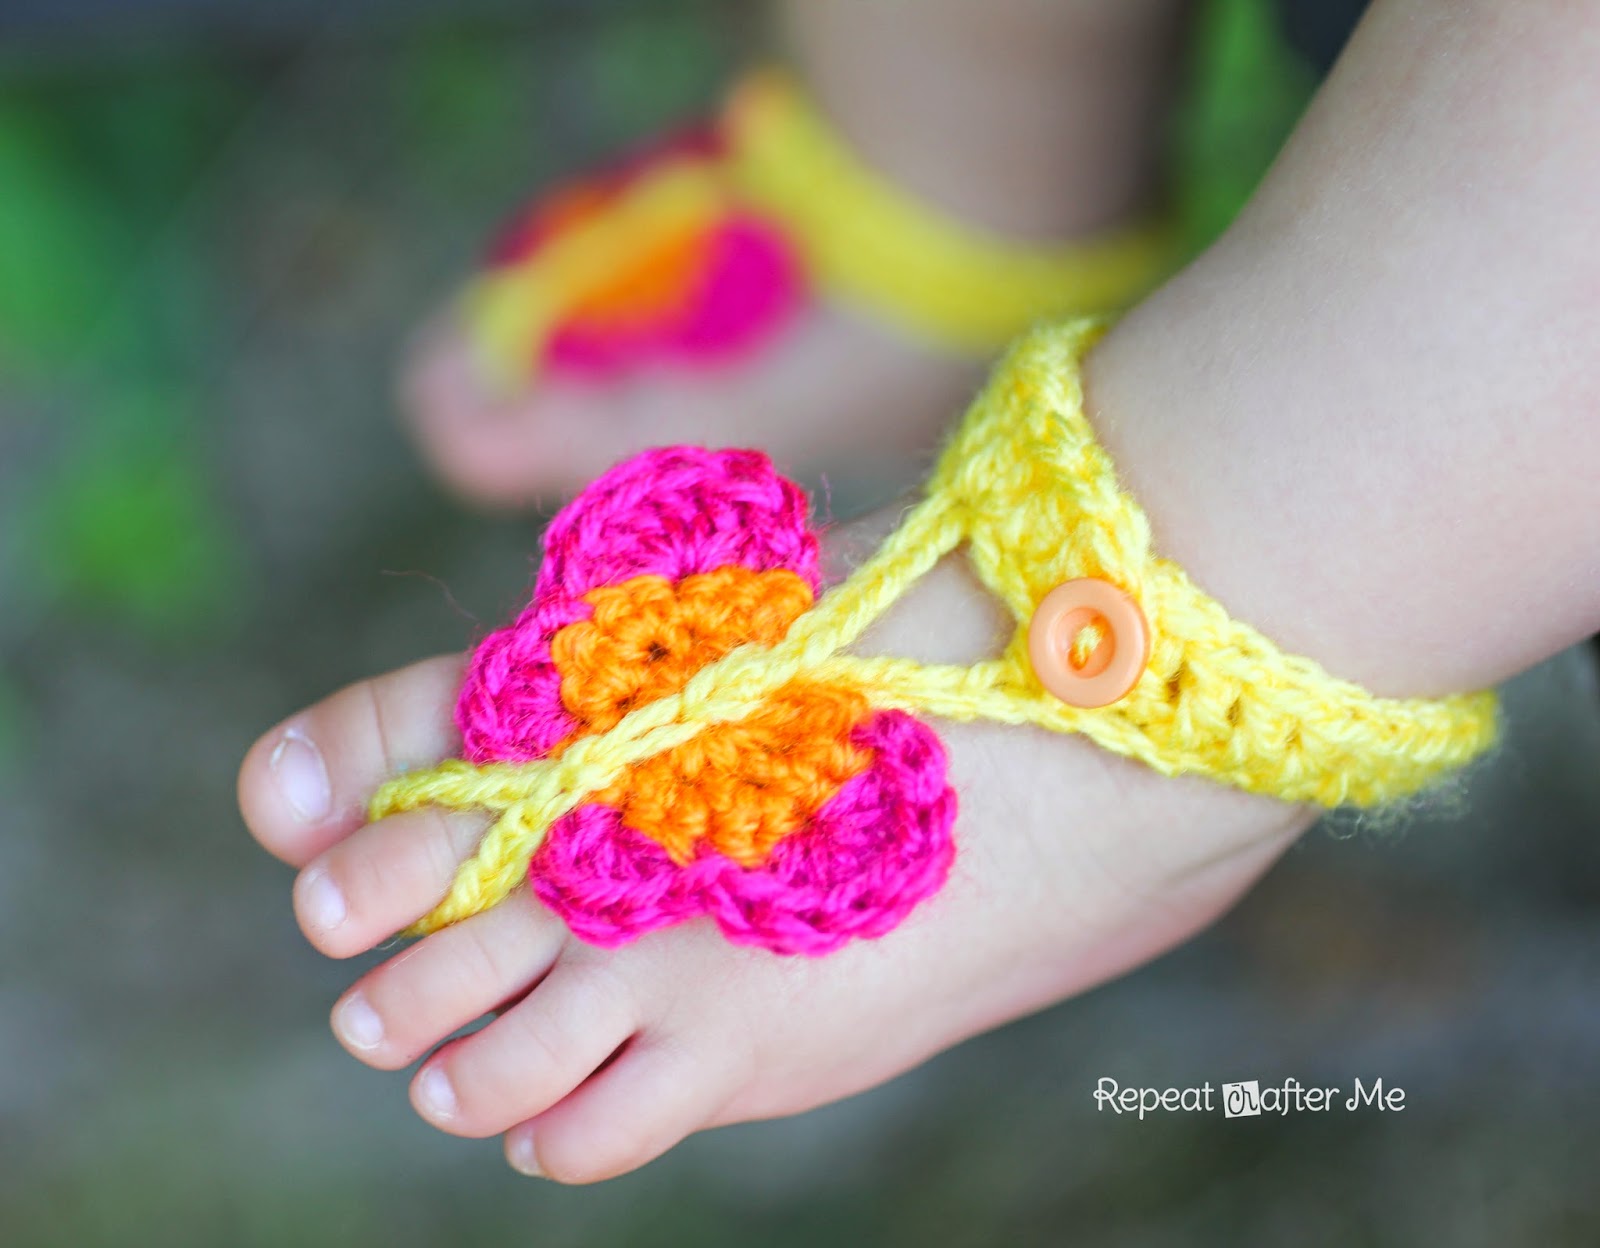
[1027, 578, 1150, 708]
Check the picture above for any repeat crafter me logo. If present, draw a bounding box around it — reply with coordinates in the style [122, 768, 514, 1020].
[1094, 1076, 1406, 1119]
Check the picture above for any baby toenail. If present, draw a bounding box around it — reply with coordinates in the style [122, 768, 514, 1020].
[506, 1132, 543, 1178]
[300, 868, 346, 931]
[416, 1066, 457, 1121]
[270, 728, 331, 823]
[334, 994, 383, 1051]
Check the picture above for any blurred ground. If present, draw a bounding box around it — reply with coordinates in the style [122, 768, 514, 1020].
[1, 4, 1597, 1245]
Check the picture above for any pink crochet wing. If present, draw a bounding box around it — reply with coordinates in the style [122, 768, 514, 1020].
[545, 218, 804, 378]
[531, 710, 955, 956]
[453, 446, 957, 955]
[458, 446, 820, 764]
[478, 130, 806, 381]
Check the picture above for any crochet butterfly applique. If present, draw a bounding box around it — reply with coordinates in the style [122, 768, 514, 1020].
[468, 128, 804, 386]
[455, 447, 956, 955]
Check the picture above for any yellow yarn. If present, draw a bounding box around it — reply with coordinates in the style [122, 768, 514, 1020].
[374, 317, 1498, 936]
[724, 71, 1176, 353]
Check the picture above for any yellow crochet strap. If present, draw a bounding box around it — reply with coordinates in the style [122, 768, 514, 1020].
[918, 319, 1498, 802]
[724, 70, 1177, 353]
[374, 316, 1497, 936]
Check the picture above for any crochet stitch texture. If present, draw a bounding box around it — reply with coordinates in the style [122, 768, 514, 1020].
[374, 317, 1499, 954]
[437, 444, 956, 956]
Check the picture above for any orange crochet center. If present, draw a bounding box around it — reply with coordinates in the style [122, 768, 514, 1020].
[565, 221, 712, 329]
[549, 566, 873, 866]
[537, 166, 721, 332]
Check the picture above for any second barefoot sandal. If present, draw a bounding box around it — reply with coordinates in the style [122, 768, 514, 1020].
[465, 69, 1175, 387]
[374, 318, 1499, 955]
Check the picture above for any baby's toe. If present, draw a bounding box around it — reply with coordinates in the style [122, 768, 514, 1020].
[402, 322, 608, 506]
[332, 898, 568, 1070]
[294, 806, 488, 958]
[238, 654, 465, 867]
[505, 1038, 741, 1184]
[410, 954, 639, 1140]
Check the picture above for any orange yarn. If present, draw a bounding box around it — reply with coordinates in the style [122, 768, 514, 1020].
[509, 164, 721, 333]
[566, 221, 711, 328]
[549, 566, 871, 865]
[553, 566, 813, 732]
[597, 683, 871, 866]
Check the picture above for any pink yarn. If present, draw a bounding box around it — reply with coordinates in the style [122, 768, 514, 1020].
[531, 446, 822, 603]
[481, 122, 808, 382]
[459, 447, 820, 764]
[455, 595, 593, 764]
[531, 711, 956, 955]
[453, 445, 958, 955]
[545, 217, 805, 379]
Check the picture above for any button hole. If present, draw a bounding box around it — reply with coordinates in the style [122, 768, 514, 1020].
[1068, 616, 1108, 671]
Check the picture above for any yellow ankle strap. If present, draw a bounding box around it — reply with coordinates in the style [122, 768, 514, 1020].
[911, 317, 1498, 805]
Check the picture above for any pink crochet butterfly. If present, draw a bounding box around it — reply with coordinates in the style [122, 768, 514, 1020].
[474, 127, 804, 383]
[455, 447, 956, 955]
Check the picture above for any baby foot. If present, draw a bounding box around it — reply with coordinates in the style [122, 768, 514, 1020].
[405, 299, 986, 506]
[238, 502, 1309, 1183]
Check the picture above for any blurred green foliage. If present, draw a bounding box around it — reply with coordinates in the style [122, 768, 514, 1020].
[31, 425, 240, 631]
[0, 53, 253, 643]
[0, 99, 122, 369]
[396, 27, 539, 187]
[0, 53, 248, 376]
[0, 0, 1309, 659]
[394, 5, 728, 196]
[1177, 0, 1317, 252]
[581, 6, 726, 143]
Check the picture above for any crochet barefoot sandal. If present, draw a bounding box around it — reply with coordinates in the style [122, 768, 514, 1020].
[465, 69, 1175, 387]
[373, 318, 1499, 955]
